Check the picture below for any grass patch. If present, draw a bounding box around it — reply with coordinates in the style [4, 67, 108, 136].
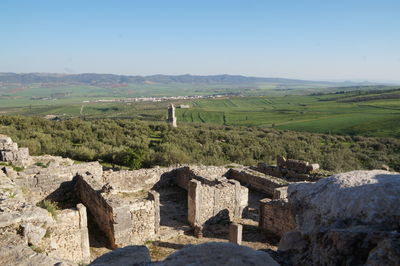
[34, 162, 50, 168]
[36, 200, 59, 219]
[29, 245, 45, 253]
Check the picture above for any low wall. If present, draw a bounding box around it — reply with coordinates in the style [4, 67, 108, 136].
[112, 191, 160, 247]
[43, 204, 90, 264]
[187, 178, 248, 227]
[227, 168, 289, 197]
[73, 175, 116, 248]
[14, 162, 104, 202]
[103, 167, 176, 192]
[259, 199, 296, 238]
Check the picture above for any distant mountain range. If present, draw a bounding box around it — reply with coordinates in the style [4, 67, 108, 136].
[0, 72, 378, 87]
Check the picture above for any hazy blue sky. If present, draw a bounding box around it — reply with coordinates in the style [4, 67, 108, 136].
[1, 0, 399, 81]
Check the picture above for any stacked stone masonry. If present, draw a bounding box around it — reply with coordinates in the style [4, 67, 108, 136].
[226, 168, 289, 197]
[174, 167, 248, 228]
[0, 135, 30, 167]
[254, 156, 321, 182]
[43, 204, 90, 264]
[259, 198, 296, 238]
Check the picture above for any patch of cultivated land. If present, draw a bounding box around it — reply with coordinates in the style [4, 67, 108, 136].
[1, 87, 399, 137]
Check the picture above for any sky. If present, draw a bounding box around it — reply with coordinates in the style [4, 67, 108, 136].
[0, 0, 399, 82]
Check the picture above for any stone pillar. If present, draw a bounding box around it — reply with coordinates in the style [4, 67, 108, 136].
[188, 179, 201, 227]
[148, 190, 160, 235]
[229, 223, 243, 245]
[167, 104, 177, 127]
[232, 180, 242, 218]
[77, 203, 90, 264]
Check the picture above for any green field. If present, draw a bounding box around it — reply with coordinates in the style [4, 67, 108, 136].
[1, 87, 400, 138]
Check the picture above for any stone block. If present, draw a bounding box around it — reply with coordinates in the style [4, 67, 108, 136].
[306, 163, 320, 172]
[229, 223, 243, 245]
[22, 224, 46, 245]
[273, 186, 288, 200]
[259, 199, 296, 238]
[285, 159, 309, 173]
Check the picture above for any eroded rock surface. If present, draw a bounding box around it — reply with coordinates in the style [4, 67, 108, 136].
[278, 170, 400, 265]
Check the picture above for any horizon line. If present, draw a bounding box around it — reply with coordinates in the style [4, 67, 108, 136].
[1, 71, 400, 84]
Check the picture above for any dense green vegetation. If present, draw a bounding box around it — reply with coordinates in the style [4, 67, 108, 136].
[0, 116, 398, 172]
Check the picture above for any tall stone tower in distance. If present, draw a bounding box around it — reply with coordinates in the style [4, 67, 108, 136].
[167, 104, 177, 127]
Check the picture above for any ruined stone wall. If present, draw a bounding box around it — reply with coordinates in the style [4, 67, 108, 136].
[112, 191, 159, 247]
[254, 156, 322, 182]
[174, 167, 248, 228]
[259, 199, 296, 238]
[103, 167, 176, 192]
[13, 162, 103, 202]
[187, 179, 248, 227]
[0, 135, 30, 167]
[43, 204, 90, 264]
[227, 168, 289, 197]
[73, 175, 116, 248]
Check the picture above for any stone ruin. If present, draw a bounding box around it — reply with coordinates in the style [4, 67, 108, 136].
[0, 134, 30, 167]
[255, 155, 321, 182]
[225, 156, 326, 239]
[0, 135, 253, 264]
[166, 103, 177, 127]
[1, 135, 399, 265]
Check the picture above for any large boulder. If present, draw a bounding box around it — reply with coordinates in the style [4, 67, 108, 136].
[158, 242, 279, 266]
[90, 242, 279, 266]
[288, 170, 400, 232]
[90, 245, 151, 266]
[278, 170, 400, 265]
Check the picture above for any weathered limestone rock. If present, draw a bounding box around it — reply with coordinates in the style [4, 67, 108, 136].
[158, 242, 279, 266]
[90, 245, 151, 266]
[0, 245, 77, 266]
[0, 135, 30, 167]
[288, 170, 400, 233]
[0, 135, 17, 150]
[278, 170, 400, 265]
[0, 200, 54, 228]
[22, 223, 46, 245]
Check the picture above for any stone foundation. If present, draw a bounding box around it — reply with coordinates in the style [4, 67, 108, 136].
[73, 175, 160, 248]
[259, 199, 296, 238]
[43, 204, 90, 264]
[111, 191, 160, 247]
